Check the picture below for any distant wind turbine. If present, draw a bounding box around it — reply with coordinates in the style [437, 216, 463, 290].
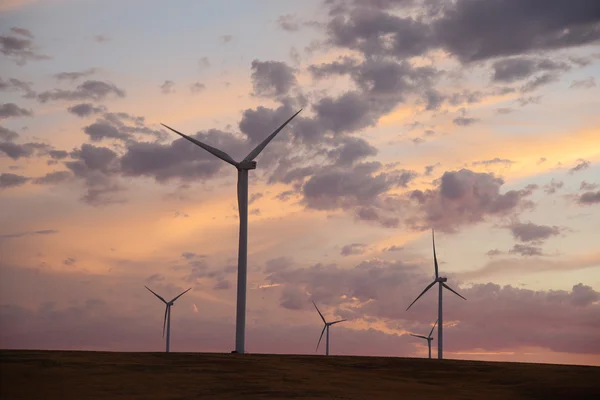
[161, 109, 301, 354]
[409, 319, 437, 359]
[313, 301, 346, 356]
[406, 229, 466, 360]
[145, 286, 191, 353]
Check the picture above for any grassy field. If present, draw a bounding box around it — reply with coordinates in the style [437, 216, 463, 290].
[1, 350, 599, 399]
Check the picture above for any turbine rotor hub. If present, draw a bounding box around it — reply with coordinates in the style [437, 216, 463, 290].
[438, 277, 448, 282]
[238, 160, 257, 170]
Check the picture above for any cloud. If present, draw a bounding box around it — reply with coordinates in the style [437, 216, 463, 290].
[507, 221, 561, 242]
[580, 181, 599, 191]
[199, 57, 210, 69]
[0, 229, 58, 239]
[190, 82, 206, 94]
[492, 57, 570, 83]
[37, 80, 125, 103]
[509, 244, 545, 257]
[83, 122, 130, 142]
[0, 77, 36, 98]
[340, 243, 367, 256]
[0, 126, 19, 142]
[54, 68, 98, 82]
[63, 257, 76, 266]
[453, 116, 479, 127]
[219, 34, 233, 44]
[486, 249, 502, 257]
[277, 14, 301, 31]
[0, 103, 32, 119]
[578, 191, 600, 205]
[520, 72, 561, 93]
[471, 158, 514, 167]
[160, 80, 175, 94]
[543, 179, 564, 195]
[0, 172, 29, 188]
[570, 77, 597, 89]
[0, 30, 51, 65]
[250, 60, 297, 98]
[570, 159, 591, 174]
[327, 136, 378, 166]
[0, 141, 52, 160]
[32, 171, 72, 185]
[67, 103, 107, 117]
[408, 169, 534, 232]
[94, 35, 110, 43]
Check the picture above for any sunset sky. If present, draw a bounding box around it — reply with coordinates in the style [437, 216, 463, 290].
[1, 0, 599, 366]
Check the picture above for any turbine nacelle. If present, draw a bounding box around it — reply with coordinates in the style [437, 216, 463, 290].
[238, 160, 257, 170]
[437, 277, 448, 283]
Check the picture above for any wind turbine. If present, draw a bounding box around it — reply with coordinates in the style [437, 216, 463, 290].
[145, 286, 191, 353]
[313, 301, 346, 356]
[161, 109, 301, 354]
[406, 229, 466, 360]
[409, 320, 437, 359]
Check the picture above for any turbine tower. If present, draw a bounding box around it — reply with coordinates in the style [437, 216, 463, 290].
[406, 229, 466, 359]
[145, 286, 191, 353]
[313, 301, 346, 356]
[161, 109, 301, 354]
[409, 319, 437, 359]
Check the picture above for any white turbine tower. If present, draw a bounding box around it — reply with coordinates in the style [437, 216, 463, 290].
[161, 109, 301, 354]
[406, 229, 466, 360]
[313, 301, 346, 356]
[409, 320, 437, 359]
[145, 286, 191, 353]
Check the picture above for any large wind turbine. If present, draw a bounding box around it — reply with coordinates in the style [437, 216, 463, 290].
[409, 319, 437, 359]
[406, 229, 466, 359]
[161, 109, 301, 354]
[313, 301, 346, 356]
[145, 286, 191, 353]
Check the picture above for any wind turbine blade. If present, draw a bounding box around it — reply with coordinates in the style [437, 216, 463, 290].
[330, 319, 347, 325]
[242, 109, 302, 162]
[428, 319, 438, 338]
[410, 334, 429, 340]
[432, 229, 439, 279]
[145, 286, 167, 304]
[169, 287, 192, 303]
[312, 301, 326, 323]
[406, 280, 437, 311]
[316, 324, 326, 351]
[161, 123, 238, 167]
[162, 305, 168, 338]
[442, 283, 467, 300]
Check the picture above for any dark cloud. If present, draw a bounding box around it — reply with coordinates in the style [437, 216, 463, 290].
[84, 122, 130, 142]
[219, 34, 233, 44]
[433, 0, 600, 63]
[10, 27, 33, 38]
[407, 169, 534, 232]
[0, 31, 51, 65]
[276, 14, 301, 31]
[544, 179, 564, 195]
[486, 249, 502, 257]
[249, 193, 263, 205]
[520, 72, 561, 93]
[507, 221, 561, 242]
[570, 159, 591, 174]
[66, 144, 124, 206]
[580, 181, 599, 191]
[49, 150, 68, 160]
[384, 245, 404, 252]
[190, 82, 206, 94]
[250, 60, 297, 98]
[578, 191, 600, 205]
[120, 129, 244, 183]
[67, 103, 107, 117]
[0, 229, 58, 239]
[54, 68, 98, 82]
[537, 157, 547, 165]
[0, 141, 52, 160]
[570, 77, 597, 89]
[63, 257, 77, 266]
[32, 171, 73, 185]
[453, 116, 478, 126]
[0, 103, 32, 119]
[160, 80, 175, 94]
[509, 244, 544, 257]
[327, 136, 378, 166]
[517, 96, 542, 107]
[471, 158, 513, 167]
[37, 80, 125, 103]
[0, 77, 36, 98]
[0, 126, 19, 142]
[496, 108, 514, 115]
[340, 243, 367, 256]
[0, 173, 29, 188]
[492, 57, 570, 83]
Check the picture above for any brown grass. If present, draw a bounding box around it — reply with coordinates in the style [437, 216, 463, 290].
[1, 350, 599, 399]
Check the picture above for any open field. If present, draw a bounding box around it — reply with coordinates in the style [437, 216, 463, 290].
[1, 350, 599, 399]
